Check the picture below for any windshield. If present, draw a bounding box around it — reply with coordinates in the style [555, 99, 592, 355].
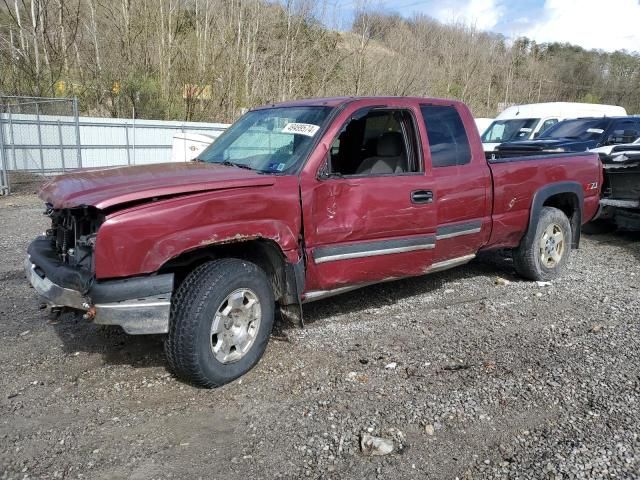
[481, 118, 540, 143]
[197, 106, 333, 173]
[539, 118, 611, 140]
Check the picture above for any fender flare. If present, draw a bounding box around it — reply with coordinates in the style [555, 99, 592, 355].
[525, 181, 584, 249]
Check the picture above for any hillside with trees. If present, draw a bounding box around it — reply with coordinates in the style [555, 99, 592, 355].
[1, 0, 639, 122]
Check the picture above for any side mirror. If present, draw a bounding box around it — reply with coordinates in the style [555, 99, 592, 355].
[533, 131, 541, 139]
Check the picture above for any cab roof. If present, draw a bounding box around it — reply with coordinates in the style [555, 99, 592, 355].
[255, 96, 467, 109]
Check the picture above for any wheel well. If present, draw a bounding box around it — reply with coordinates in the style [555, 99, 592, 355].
[159, 239, 290, 302]
[542, 192, 581, 247]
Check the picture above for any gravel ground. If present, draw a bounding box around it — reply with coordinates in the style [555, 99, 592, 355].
[1, 194, 639, 479]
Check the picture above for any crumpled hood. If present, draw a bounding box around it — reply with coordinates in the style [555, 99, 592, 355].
[39, 162, 276, 210]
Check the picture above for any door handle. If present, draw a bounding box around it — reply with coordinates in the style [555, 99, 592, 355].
[411, 190, 433, 204]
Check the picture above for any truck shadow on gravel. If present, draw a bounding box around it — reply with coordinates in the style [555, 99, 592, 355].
[48, 257, 515, 371]
[299, 256, 514, 326]
[581, 229, 640, 261]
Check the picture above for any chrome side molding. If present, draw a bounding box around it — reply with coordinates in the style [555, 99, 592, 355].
[313, 235, 436, 264]
[303, 254, 476, 303]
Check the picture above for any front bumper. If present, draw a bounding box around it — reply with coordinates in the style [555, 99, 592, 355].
[25, 256, 87, 309]
[25, 239, 173, 335]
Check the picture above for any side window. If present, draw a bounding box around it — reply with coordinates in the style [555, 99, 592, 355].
[327, 109, 420, 176]
[420, 105, 471, 167]
[609, 121, 640, 144]
[539, 118, 558, 134]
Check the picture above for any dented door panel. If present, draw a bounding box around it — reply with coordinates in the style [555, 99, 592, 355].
[298, 98, 439, 292]
[309, 177, 433, 242]
[303, 175, 437, 290]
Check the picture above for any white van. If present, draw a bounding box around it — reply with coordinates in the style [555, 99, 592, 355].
[171, 131, 228, 162]
[474, 118, 493, 136]
[481, 102, 627, 152]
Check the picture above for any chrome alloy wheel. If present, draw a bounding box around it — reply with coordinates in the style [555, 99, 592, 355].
[211, 288, 261, 364]
[539, 223, 565, 268]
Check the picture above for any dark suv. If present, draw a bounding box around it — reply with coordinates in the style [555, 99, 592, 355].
[494, 116, 640, 155]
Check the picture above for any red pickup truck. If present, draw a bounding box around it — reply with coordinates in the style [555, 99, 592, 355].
[26, 96, 602, 387]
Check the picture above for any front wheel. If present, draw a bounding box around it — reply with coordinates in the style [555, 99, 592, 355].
[165, 258, 274, 388]
[513, 206, 572, 281]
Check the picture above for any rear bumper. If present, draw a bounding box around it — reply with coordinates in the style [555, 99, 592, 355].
[25, 238, 173, 335]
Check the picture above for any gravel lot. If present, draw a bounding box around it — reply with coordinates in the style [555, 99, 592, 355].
[1, 194, 639, 479]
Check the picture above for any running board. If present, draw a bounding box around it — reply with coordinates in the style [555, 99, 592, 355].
[303, 283, 376, 303]
[426, 254, 476, 273]
[302, 254, 476, 303]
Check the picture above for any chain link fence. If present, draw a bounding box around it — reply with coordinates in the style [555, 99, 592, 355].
[0, 96, 228, 195]
[0, 96, 80, 194]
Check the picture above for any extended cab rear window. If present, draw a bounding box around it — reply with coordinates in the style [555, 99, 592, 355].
[420, 105, 471, 167]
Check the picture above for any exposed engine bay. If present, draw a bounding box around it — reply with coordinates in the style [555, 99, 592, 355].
[44, 205, 103, 272]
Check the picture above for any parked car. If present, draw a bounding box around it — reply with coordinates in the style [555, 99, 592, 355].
[482, 102, 627, 152]
[590, 139, 640, 231]
[590, 136, 640, 156]
[26, 96, 602, 387]
[493, 116, 640, 156]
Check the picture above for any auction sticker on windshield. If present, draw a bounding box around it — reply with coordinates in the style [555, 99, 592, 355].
[282, 123, 320, 137]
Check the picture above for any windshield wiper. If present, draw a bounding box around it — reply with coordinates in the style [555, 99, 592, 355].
[219, 160, 255, 171]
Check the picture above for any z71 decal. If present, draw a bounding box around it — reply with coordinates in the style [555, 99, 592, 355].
[586, 182, 599, 191]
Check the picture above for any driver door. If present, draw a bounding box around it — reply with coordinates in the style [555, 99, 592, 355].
[300, 106, 437, 293]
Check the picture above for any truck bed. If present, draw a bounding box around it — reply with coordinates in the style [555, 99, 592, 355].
[485, 151, 602, 249]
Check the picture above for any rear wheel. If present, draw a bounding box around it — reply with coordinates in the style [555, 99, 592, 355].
[165, 258, 274, 388]
[513, 206, 572, 281]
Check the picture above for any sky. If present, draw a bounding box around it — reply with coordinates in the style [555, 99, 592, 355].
[330, 0, 640, 53]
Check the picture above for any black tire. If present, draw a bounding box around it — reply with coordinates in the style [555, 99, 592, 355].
[165, 258, 274, 388]
[513, 206, 572, 281]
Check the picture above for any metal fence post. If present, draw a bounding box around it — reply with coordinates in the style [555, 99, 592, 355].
[57, 120, 66, 172]
[124, 121, 131, 165]
[181, 124, 185, 163]
[35, 102, 45, 174]
[0, 113, 10, 195]
[7, 104, 17, 170]
[73, 97, 82, 168]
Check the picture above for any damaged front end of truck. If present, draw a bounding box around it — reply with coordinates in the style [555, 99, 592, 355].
[24, 158, 308, 337]
[25, 204, 175, 334]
